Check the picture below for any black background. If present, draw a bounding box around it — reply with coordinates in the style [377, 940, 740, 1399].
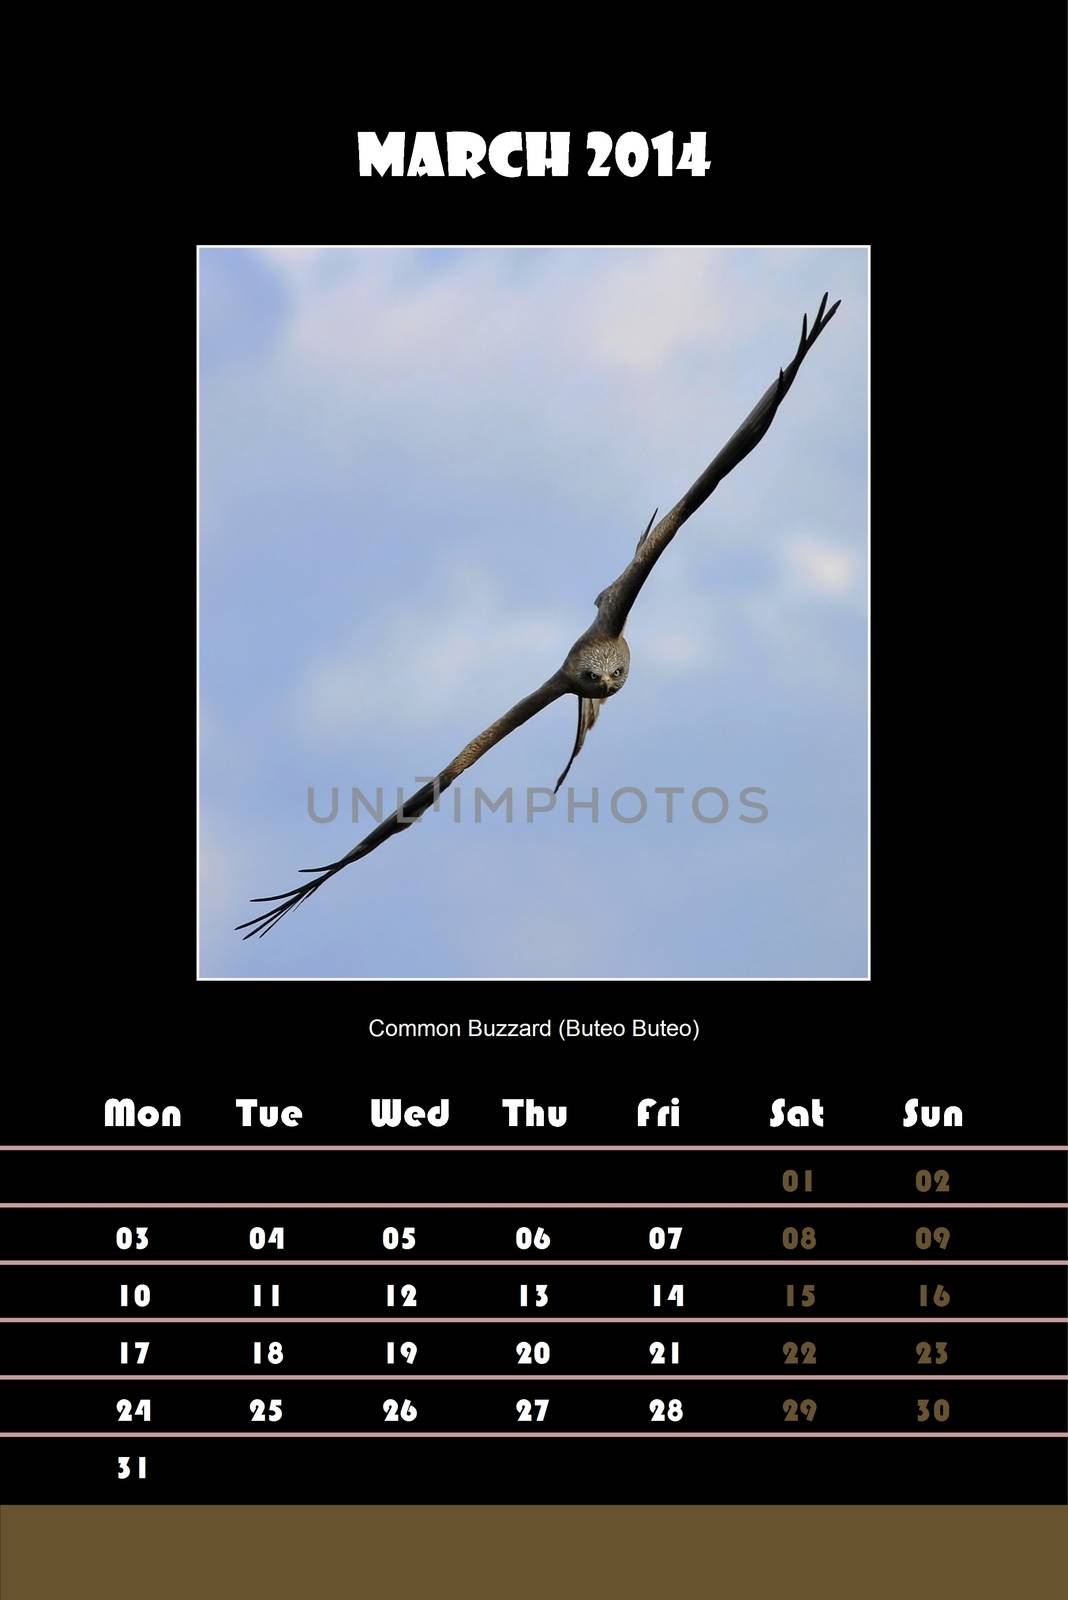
[27, 67, 1067, 1509]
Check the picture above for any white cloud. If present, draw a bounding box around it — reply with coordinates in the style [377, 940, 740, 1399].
[204, 249, 823, 565]
[256, 245, 335, 291]
[294, 538, 745, 751]
[295, 562, 564, 742]
[628, 552, 730, 679]
[587, 249, 727, 371]
[782, 532, 860, 597]
[255, 246, 738, 395]
[199, 816, 235, 923]
[642, 627, 705, 671]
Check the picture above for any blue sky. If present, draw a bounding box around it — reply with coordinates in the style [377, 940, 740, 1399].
[200, 246, 867, 979]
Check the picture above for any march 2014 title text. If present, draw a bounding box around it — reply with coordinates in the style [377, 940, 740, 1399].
[357, 132, 713, 180]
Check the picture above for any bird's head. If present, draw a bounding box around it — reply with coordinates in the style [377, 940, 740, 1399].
[562, 635, 630, 699]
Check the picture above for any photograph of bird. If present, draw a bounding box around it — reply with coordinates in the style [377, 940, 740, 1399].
[237, 292, 840, 939]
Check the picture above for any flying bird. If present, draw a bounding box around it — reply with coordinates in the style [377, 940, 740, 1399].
[237, 293, 841, 938]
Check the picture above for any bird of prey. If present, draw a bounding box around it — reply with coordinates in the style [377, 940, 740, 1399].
[237, 293, 841, 938]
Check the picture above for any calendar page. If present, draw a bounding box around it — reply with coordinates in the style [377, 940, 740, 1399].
[4, 106, 1064, 1600]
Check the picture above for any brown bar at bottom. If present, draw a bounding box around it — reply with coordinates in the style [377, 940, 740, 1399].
[2, 1505, 1066, 1600]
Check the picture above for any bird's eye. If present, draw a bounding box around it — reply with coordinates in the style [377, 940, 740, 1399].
[585, 669, 597, 679]
[612, 667, 622, 677]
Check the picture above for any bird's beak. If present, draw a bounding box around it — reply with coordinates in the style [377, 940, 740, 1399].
[601, 674, 614, 690]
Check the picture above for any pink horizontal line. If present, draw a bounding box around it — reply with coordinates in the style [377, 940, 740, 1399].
[4, 1317, 1064, 1325]
[4, 1431, 1065, 1439]
[2, 1145, 1065, 1153]
[6, 1259, 1063, 1268]
[4, 1374, 1062, 1382]
[3, 1202, 1062, 1209]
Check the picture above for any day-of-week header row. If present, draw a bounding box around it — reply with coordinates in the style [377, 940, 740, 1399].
[103, 1097, 965, 1130]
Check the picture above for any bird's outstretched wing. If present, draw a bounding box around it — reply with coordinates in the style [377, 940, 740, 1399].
[554, 697, 603, 794]
[593, 293, 841, 635]
[236, 672, 569, 938]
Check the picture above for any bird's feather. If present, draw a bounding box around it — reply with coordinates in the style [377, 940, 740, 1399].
[236, 672, 569, 938]
[554, 697, 603, 794]
[593, 294, 840, 636]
